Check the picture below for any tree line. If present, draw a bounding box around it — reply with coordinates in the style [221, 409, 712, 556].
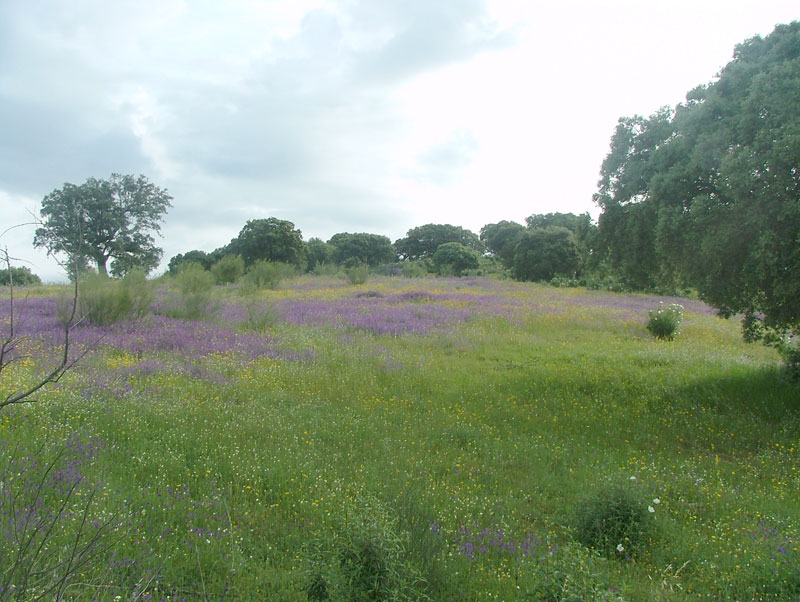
[23, 22, 799, 339]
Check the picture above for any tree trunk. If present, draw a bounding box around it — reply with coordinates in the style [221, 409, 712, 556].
[96, 257, 108, 277]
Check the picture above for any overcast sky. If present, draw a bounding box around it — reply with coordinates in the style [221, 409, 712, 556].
[1, 0, 797, 281]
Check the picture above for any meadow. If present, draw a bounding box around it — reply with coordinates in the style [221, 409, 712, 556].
[1, 275, 799, 601]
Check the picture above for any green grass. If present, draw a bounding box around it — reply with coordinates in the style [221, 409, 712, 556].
[2, 276, 798, 600]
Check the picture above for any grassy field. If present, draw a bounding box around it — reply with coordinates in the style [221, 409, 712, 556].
[2, 276, 798, 601]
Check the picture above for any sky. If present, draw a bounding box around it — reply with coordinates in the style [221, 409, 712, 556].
[1, 0, 797, 281]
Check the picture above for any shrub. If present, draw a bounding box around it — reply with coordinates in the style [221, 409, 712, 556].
[304, 493, 425, 601]
[160, 262, 218, 320]
[646, 302, 683, 340]
[344, 264, 370, 285]
[210, 254, 245, 285]
[574, 482, 652, 559]
[79, 270, 153, 326]
[244, 260, 294, 290]
[400, 261, 428, 278]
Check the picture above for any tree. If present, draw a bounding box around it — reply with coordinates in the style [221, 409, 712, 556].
[34, 174, 172, 277]
[228, 218, 305, 268]
[168, 250, 216, 274]
[512, 226, 581, 282]
[305, 237, 333, 272]
[394, 224, 484, 260]
[0, 265, 41, 286]
[432, 242, 480, 276]
[328, 232, 395, 267]
[594, 21, 800, 330]
[480, 221, 525, 268]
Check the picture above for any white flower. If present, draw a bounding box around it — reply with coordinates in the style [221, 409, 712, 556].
[648, 505, 656, 513]
[629, 476, 637, 481]
[616, 543, 625, 552]
[653, 498, 660, 505]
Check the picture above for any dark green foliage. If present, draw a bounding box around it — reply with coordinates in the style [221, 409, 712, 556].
[168, 250, 215, 274]
[227, 217, 305, 268]
[594, 22, 800, 331]
[328, 233, 395, 267]
[574, 483, 651, 559]
[512, 227, 581, 282]
[431, 242, 480, 276]
[306, 237, 333, 272]
[210, 254, 245, 284]
[79, 270, 153, 326]
[646, 302, 684, 341]
[479, 221, 525, 268]
[0, 265, 41, 286]
[34, 173, 172, 277]
[394, 224, 484, 260]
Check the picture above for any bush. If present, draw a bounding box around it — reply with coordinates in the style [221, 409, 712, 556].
[574, 482, 652, 559]
[160, 262, 218, 320]
[646, 302, 683, 340]
[304, 493, 425, 601]
[210, 254, 245, 285]
[79, 270, 153, 326]
[244, 260, 294, 290]
[344, 264, 370, 285]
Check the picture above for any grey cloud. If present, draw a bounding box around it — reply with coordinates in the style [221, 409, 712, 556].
[415, 130, 480, 185]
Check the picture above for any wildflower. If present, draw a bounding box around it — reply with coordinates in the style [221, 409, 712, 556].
[648, 506, 655, 513]
[617, 543, 625, 553]
[653, 498, 660, 505]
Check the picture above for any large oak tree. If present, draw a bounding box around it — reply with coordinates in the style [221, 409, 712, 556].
[594, 22, 800, 331]
[34, 174, 172, 277]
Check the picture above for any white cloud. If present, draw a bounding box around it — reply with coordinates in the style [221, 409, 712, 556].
[1, 0, 797, 280]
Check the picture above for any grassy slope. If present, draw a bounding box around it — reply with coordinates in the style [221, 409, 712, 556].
[2, 277, 798, 600]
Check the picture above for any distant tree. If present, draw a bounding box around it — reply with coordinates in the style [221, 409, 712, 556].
[0, 265, 41, 286]
[512, 226, 581, 282]
[328, 232, 395, 267]
[432, 242, 480, 276]
[594, 21, 800, 331]
[168, 250, 215, 274]
[228, 218, 305, 268]
[480, 221, 525, 268]
[34, 174, 172, 277]
[394, 224, 484, 260]
[305, 238, 333, 272]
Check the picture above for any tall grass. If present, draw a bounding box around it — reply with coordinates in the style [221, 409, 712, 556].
[1, 277, 797, 600]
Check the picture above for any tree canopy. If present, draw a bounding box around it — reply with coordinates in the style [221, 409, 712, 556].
[227, 218, 305, 268]
[594, 21, 800, 330]
[394, 224, 484, 261]
[512, 227, 581, 282]
[34, 174, 172, 277]
[480, 221, 525, 269]
[327, 232, 395, 267]
[432, 242, 480, 276]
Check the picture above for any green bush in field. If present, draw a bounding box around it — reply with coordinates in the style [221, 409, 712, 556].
[574, 482, 652, 560]
[646, 302, 683, 340]
[160, 262, 218, 320]
[344, 264, 370, 285]
[305, 493, 425, 602]
[210, 254, 245, 285]
[79, 270, 153, 326]
[243, 260, 294, 290]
